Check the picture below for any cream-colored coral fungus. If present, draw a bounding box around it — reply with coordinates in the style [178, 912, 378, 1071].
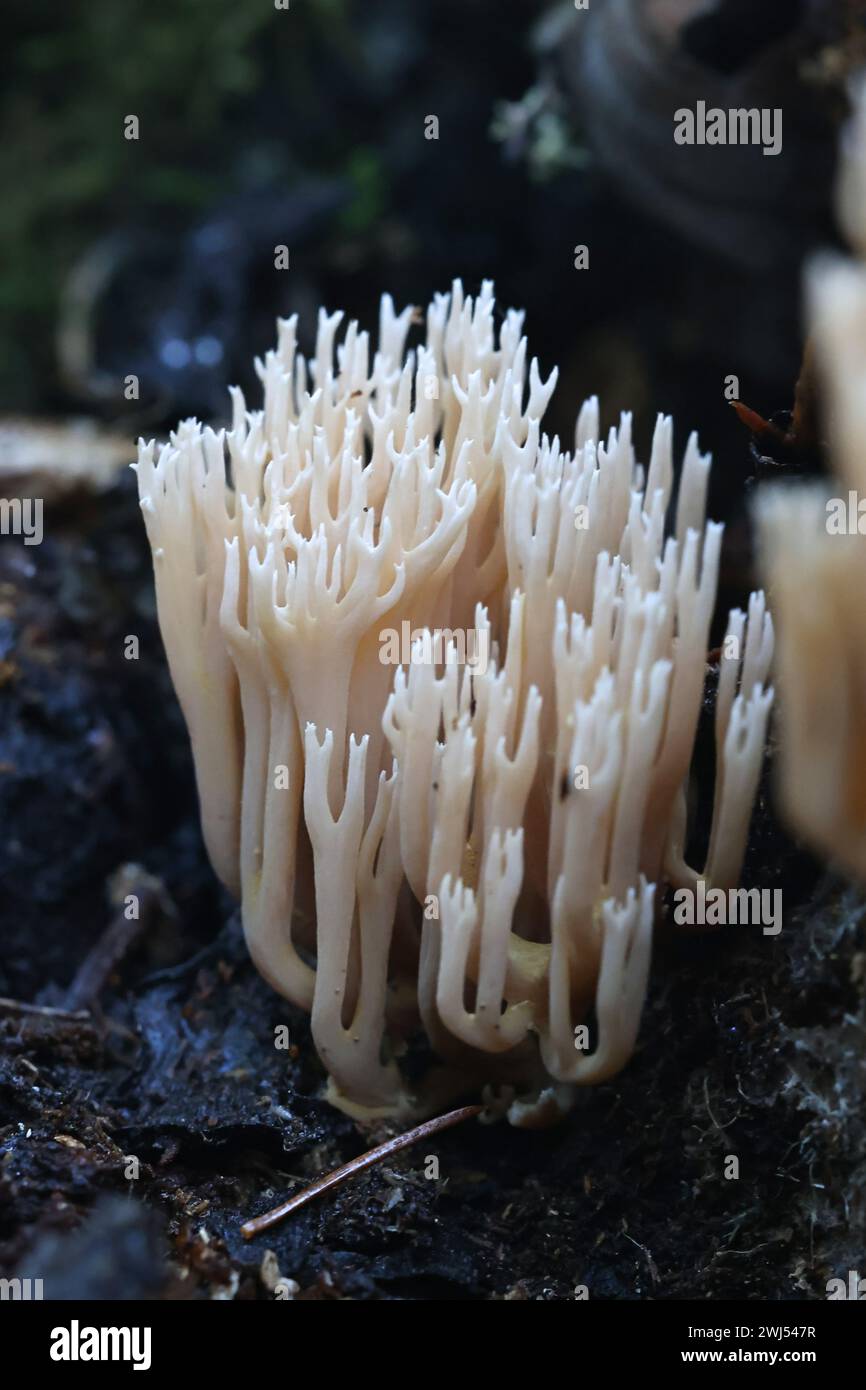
[136, 281, 773, 1124]
[758, 84, 866, 880]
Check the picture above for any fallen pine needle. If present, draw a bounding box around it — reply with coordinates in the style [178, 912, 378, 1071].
[0, 996, 90, 1023]
[240, 1103, 483, 1239]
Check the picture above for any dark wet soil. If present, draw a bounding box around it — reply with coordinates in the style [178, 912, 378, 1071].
[1, 472, 863, 1301]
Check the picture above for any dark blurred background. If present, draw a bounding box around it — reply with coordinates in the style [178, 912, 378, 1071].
[2, 0, 861, 483]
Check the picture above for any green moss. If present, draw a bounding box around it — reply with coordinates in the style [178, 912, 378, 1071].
[0, 0, 353, 407]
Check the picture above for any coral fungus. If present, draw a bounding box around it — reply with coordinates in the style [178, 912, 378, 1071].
[136, 281, 772, 1122]
[758, 86, 866, 880]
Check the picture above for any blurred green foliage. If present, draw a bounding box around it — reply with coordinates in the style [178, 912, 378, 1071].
[0, 0, 355, 408]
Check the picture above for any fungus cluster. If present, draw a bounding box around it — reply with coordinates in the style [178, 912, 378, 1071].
[758, 87, 866, 880]
[136, 281, 773, 1123]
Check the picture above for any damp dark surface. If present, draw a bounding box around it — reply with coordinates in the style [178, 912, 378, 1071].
[1, 467, 863, 1302]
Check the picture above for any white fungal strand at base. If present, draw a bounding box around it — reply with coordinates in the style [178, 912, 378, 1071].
[136, 280, 773, 1121]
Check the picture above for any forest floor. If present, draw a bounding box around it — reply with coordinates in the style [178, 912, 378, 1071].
[1, 471, 863, 1300]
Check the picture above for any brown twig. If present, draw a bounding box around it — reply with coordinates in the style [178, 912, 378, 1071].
[63, 871, 165, 1012]
[729, 398, 787, 445]
[240, 1103, 483, 1240]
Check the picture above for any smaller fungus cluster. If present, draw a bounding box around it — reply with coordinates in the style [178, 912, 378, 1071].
[758, 85, 866, 880]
